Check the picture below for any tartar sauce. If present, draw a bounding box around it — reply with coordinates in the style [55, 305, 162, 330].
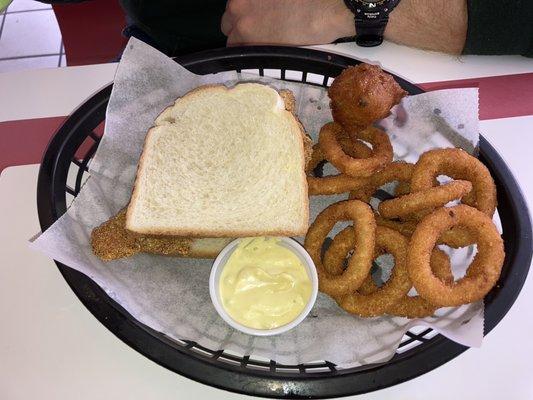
[219, 237, 312, 329]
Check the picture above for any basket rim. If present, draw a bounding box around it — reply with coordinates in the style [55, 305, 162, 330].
[36, 46, 532, 399]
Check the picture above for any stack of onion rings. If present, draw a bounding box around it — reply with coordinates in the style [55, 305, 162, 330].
[322, 225, 455, 318]
[303, 63, 504, 319]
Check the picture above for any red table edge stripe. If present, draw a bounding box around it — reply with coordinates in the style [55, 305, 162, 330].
[1, 72, 532, 174]
[419, 72, 533, 121]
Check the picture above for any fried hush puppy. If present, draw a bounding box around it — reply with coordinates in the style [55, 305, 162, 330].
[329, 64, 407, 134]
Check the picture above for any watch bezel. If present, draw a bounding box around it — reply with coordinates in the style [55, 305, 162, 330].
[356, 0, 387, 6]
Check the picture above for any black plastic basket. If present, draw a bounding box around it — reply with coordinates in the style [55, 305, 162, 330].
[37, 46, 532, 398]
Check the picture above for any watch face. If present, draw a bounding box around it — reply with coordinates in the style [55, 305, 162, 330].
[353, 0, 396, 14]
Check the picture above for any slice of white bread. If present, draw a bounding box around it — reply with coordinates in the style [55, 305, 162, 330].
[126, 83, 309, 237]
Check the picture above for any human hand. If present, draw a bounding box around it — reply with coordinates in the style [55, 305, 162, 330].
[221, 0, 355, 46]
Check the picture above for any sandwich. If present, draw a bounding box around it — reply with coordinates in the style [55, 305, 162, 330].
[91, 83, 310, 260]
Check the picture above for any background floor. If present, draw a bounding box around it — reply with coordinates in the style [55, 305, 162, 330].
[0, 0, 64, 73]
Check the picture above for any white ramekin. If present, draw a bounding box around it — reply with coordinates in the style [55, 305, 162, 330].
[209, 237, 318, 336]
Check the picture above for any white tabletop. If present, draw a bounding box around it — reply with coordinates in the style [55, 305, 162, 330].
[1, 41, 533, 399]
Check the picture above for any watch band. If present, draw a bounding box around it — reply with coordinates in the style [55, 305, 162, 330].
[354, 16, 388, 47]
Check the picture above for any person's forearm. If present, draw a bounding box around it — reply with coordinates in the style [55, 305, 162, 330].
[385, 0, 468, 54]
[220, 0, 468, 54]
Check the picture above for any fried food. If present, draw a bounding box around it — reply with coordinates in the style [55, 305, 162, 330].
[333, 226, 412, 317]
[306, 139, 372, 196]
[373, 214, 418, 238]
[335, 127, 374, 159]
[378, 180, 473, 219]
[301, 64, 504, 319]
[304, 200, 376, 297]
[349, 161, 415, 202]
[91, 209, 232, 260]
[410, 148, 497, 217]
[92, 209, 150, 260]
[408, 205, 505, 307]
[92, 209, 189, 260]
[322, 226, 359, 276]
[307, 174, 367, 196]
[324, 226, 454, 318]
[345, 159, 476, 248]
[328, 64, 407, 133]
[378, 249, 453, 318]
[395, 181, 411, 197]
[318, 122, 393, 178]
[307, 135, 374, 173]
[373, 214, 476, 248]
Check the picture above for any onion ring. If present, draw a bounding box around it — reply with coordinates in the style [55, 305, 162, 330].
[395, 181, 411, 197]
[323, 226, 356, 276]
[307, 175, 367, 196]
[333, 226, 412, 317]
[336, 129, 374, 159]
[357, 249, 454, 318]
[408, 205, 505, 307]
[307, 138, 373, 196]
[385, 249, 453, 318]
[373, 214, 418, 237]
[378, 180, 473, 219]
[319, 122, 393, 178]
[349, 161, 414, 202]
[324, 225, 454, 318]
[304, 200, 376, 297]
[411, 148, 497, 217]
[374, 214, 476, 249]
[306, 138, 373, 173]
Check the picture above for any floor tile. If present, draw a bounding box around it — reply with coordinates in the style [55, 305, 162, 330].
[0, 10, 60, 58]
[6, 0, 51, 13]
[0, 54, 58, 73]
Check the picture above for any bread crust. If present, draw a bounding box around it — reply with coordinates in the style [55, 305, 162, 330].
[279, 88, 310, 234]
[126, 83, 309, 237]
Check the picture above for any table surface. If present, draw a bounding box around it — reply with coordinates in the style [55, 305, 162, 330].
[1, 41, 533, 399]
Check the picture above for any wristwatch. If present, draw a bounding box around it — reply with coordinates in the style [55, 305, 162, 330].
[343, 0, 401, 47]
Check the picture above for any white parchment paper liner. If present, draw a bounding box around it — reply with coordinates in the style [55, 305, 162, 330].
[30, 38, 489, 368]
